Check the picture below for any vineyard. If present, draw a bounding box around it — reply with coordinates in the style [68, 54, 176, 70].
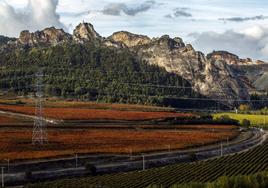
[0, 105, 194, 121]
[0, 114, 23, 124]
[0, 126, 238, 160]
[0, 98, 175, 112]
[26, 141, 268, 188]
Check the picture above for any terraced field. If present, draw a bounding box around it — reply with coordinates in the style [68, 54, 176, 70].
[26, 139, 268, 188]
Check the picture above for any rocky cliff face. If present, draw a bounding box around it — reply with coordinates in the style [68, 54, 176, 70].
[109, 31, 151, 48]
[18, 27, 72, 46]
[207, 51, 265, 65]
[73, 22, 102, 43]
[131, 35, 249, 102]
[0, 22, 267, 102]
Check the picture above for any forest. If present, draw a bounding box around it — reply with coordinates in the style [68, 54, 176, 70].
[0, 42, 215, 108]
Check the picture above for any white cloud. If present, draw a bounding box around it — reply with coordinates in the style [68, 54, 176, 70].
[0, 0, 66, 37]
[240, 25, 266, 39]
[261, 45, 268, 56]
[191, 25, 268, 61]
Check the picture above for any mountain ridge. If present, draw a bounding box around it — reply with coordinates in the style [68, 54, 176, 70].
[0, 22, 267, 105]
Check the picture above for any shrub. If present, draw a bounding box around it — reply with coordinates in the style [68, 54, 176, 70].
[239, 104, 250, 112]
[241, 119, 251, 127]
[219, 115, 231, 120]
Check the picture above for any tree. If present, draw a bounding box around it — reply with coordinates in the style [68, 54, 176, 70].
[241, 119, 251, 127]
[238, 104, 250, 112]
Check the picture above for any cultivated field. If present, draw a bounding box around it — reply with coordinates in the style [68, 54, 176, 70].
[0, 114, 24, 124]
[0, 98, 175, 112]
[0, 105, 194, 121]
[0, 125, 238, 161]
[214, 113, 268, 127]
[27, 139, 268, 188]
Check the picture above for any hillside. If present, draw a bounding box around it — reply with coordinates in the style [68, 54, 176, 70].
[254, 72, 268, 90]
[0, 22, 267, 108]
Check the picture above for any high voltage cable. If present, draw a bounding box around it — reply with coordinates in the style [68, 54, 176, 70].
[0, 67, 267, 92]
[0, 74, 266, 92]
[1, 85, 267, 103]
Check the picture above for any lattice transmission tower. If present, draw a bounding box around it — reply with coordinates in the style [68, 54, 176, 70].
[32, 70, 47, 145]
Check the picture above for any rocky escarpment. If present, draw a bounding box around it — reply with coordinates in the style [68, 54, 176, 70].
[5, 23, 102, 47]
[207, 51, 265, 65]
[73, 22, 102, 43]
[0, 22, 267, 102]
[18, 27, 72, 46]
[109, 31, 151, 48]
[0, 35, 15, 45]
[128, 35, 250, 102]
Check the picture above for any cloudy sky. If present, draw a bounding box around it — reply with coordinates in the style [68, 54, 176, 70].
[0, 0, 268, 61]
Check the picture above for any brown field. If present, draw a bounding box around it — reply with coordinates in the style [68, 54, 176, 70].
[0, 105, 194, 121]
[137, 124, 238, 130]
[0, 98, 175, 112]
[0, 114, 25, 124]
[0, 125, 239, 161]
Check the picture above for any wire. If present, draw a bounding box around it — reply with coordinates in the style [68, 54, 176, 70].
[0, 74, 266, 93]
[1, 85, 267, 104]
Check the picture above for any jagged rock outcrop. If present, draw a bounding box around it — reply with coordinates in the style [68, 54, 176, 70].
[256, 60, 266, 65]
[18, 27, 72, 46]
[109, 31, 151, 48]
[0, 35, 15, 45]
[73, 22, 102, 43]
[207, 51, 265, 65]
[0, 22, 267, 103]
[254, 72, 268, 90]
[132, 35, 249, 102]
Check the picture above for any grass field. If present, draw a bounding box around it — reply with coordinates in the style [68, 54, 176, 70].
[0, 105, 194, 121]
[0, 125, 238, 161]
[213, 113, 268, 127]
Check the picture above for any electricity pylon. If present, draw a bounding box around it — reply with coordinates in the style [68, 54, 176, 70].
[32, 70, 47, 145]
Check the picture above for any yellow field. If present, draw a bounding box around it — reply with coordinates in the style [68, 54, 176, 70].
[214, 113, 268, 127]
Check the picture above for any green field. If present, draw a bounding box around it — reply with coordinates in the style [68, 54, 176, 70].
[214, 113, 268, 128]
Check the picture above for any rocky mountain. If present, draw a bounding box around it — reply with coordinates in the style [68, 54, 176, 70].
[0, 35, 16, 45]
[207, 51, 265, 66]
[73, 22, 102, 43]
[108, 31, 151, 48]
[129, 35, 250, 101]
[254, 72, 268, 90]
[18, 27, 72, 46]
[0, 22, 267, 104]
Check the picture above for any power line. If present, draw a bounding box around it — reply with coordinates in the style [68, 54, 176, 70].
[1, 83, 268, 103]
[0, 70, 266, 92]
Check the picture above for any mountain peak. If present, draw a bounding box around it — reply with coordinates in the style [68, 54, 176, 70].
[18, 27, 72, 46]
[207, 50, 264, 65]
[73, 22, 102, 43]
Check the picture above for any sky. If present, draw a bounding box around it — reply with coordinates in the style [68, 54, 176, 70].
[0, 0, 268, 61]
